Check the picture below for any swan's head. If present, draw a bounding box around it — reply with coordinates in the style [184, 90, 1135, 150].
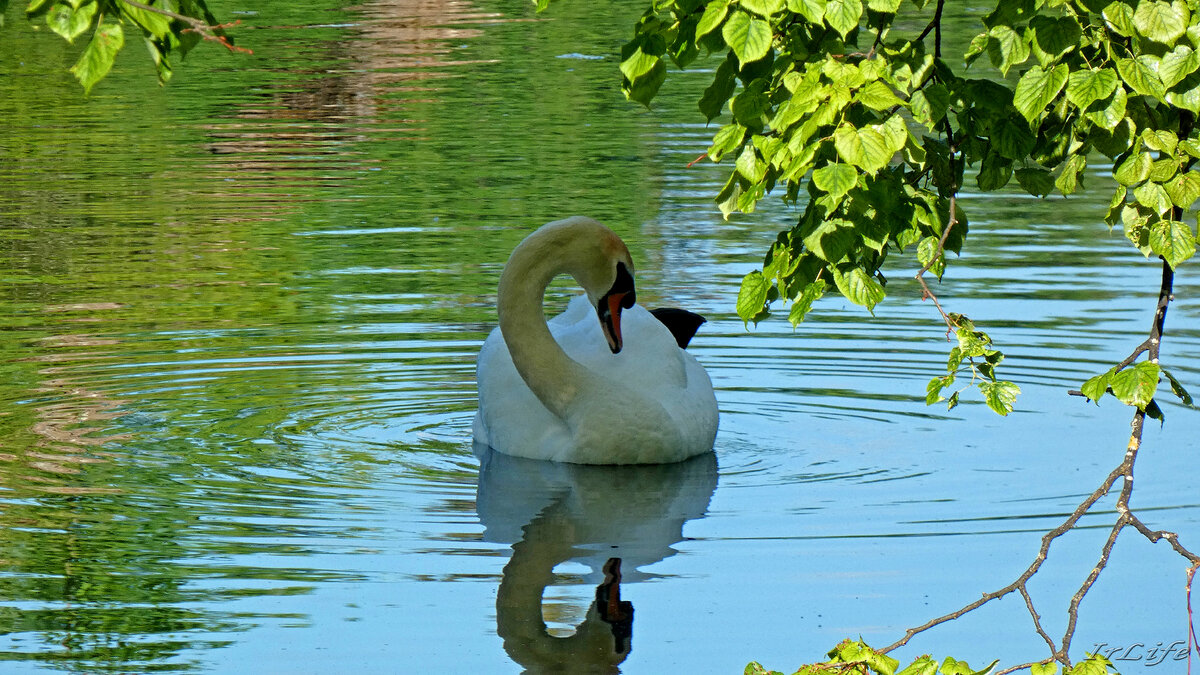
[570, 220, 636, 355]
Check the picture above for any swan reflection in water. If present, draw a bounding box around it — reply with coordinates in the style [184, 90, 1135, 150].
[476, 448, 719, 672]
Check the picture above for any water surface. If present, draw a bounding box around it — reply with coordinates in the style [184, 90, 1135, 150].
[1, 1, 1198, 673]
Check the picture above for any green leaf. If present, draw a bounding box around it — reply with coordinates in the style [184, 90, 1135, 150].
[624, 59, 667, 107]
[46, 0, 96, 42]
[119, 1, 171, 39]
[855, 80, 903, 110]
[619, 44, 660, 82]
[695, 0, 729, 39]
[1116, 56, 1166, 99]
[988, 25, 1030, 76]
[1066, 68, 1118, 110]
[898, 656, 941, 675]
[788, 0, 826, 24]
[788, 279, 827, 326]
[1015, 168, 1055, 197]
[980, 380, 1020, 416]
[722, 10, 772, 65]
[1013, 64, 1068, 124]
[1114, 151, 1152, 186]
[1134, 181, 1172, 215]
[824, 0, 862, 38]
[1133, 0, 1189, 45]
[917, 235, 946, 277]
[1087, 86, 1128, 130]
[1148, 219, 1197, 267]
[741, 0, 784, 18]
[833, 124, 892, 173]
[991, 116, 1036, 159]
[736, 144, 767, 182]
[1081, 368, 1114, 403]
[69, 20, 124, 94]
[1163, 368, 1194, 405]
[812, 162, 858, 199]
[803, 219, 855, 262]
[700, 56, 738, 122]
[977, 150, 1012, 190]
[709, 123, 746, 161]
[910, 83, 949, 130]
[1109, 361, 1161, 409]
[1103, 1, 1137, 36]
[1164, 171, 1200, 209]
[736, 270, 771, 324]
[1029, 15, 1081, 59]
[831, 266, 885, 311]
[1166, 70, 1200, 112]
[1055, 154, 1086, 195]
[1160, 44, 1200, 87]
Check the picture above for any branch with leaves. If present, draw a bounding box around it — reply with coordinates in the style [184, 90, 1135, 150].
[534, 0, 1200, 670]
[9, 0, 245, 93]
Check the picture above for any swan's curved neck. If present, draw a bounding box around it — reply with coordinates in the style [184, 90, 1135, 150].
[497, 230, 590, 419]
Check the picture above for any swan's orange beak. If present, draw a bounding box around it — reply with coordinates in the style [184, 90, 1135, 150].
[599, 292, 628, 354]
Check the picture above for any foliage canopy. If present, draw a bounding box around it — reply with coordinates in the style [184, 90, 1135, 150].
[605, 0, 1200, 417]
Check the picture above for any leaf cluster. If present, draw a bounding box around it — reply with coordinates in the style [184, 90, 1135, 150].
[746, 640, 1121, 675]
[15, 0, 225, 93]
[603, 0, 1200, 415]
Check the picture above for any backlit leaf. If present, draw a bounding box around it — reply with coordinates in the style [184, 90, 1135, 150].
[1066, 68, 1118, 110]
[695, 0, 729, 39]
[831, 266, 885, 311]
[1148, 219, 1196, 267]
[833, 124, 892, 173]
[1160, 44, 1200, 87]
[1108, 361, 1161, 409]
[741, 0, 784, 17]
[736, 270, 771, 324]
[1116, 56, 1166, 99]
[812, 162, 857, 199]
[824, 0, 862, 38]
[988, 25, 1029, 76]
[1133, 0, 1188, 45]
[722, 10, 772, 64]
[788, 279, 827, 326]
[69, 20, 124, 94]
[979, 380, 1020, 416]
[788, 0, 826, 24]
[46, 0, 96, 42]
[1013, 64, 1068, 123]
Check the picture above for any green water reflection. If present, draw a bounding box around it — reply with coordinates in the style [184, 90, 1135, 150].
[1, 0, 1197, 672]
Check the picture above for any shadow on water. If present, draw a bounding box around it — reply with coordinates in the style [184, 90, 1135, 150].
[477, 448, 717, 672]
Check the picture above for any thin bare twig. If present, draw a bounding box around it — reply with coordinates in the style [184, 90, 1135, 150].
[886, 257, 1198, 671]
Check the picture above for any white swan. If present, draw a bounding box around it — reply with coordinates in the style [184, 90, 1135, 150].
[473, 216, 718, 464]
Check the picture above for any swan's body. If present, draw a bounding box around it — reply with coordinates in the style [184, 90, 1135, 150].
[473, 217, 718, 464]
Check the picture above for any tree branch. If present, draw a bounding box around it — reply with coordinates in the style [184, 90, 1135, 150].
[119, 0, 252, 54]
[885, 257, 1197, 669]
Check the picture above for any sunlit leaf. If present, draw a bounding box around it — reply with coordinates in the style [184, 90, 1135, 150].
[1148, 219, 1197, 267]
[812, 162, 857, 199]
[1108, 361, 1161, 409]
[831, 266, 885, 311]
[824, 0, 862, 38]
[1116, 56, 1166, 99]
[1133, 0, 1188, 45]
[46, 0, 96, 42]
[1013, 64, 1068, 123]
[788, 279, 827, 326]
[1066, 68, 1118, 110]
[722, 10, 772, 65]
[833, 124, 892, 173]
[69, 20, 124, 94]
[736, 270, 771, 324]
[695, 0, 729, 39]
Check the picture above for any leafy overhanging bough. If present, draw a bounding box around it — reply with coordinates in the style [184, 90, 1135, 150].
[7, 0, 247, 94]
[538, 0, 1200, 671]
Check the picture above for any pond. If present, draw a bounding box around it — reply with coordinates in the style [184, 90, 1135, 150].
[0, 1, 1197, 673]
